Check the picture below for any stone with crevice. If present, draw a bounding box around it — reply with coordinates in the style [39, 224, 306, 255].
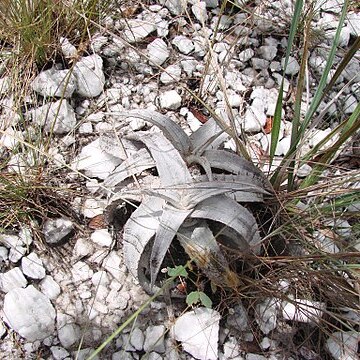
[4, 285, 56, 341]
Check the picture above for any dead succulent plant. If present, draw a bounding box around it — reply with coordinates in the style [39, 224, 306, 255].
[105, 110, 271, 294]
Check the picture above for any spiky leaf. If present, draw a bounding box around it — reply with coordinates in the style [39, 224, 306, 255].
[104, 148, 155, 189]
[189, 118, 228, 154]
[190, 195, 262, 252]
[178, 222, 240, 288]
[120, 109, 191, 155]
[122, 196, 164, 280]
[150, 204, 193, 286]
[126, 131, 192, 186]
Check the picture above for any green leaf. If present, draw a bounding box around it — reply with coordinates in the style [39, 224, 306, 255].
[270, 0, 304, 165]
[301, 0, 349, 132]
[199, 292, 213, 308]
[167, 265, 188, 278]
[186, 291, 200, 306]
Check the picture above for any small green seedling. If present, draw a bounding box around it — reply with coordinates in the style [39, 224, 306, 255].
[167, 265, 188, 278]
[186, 291, 213, 309]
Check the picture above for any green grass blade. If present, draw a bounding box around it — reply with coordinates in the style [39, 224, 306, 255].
[303, 101, 360, 165]
[300, 104, 360, 189]
[300, 0, 349, 133]
[322, 36, 360, 99]
[288, 8, 312, 191]
[341, 95, 360, 134]
[270, 0, 303, 165]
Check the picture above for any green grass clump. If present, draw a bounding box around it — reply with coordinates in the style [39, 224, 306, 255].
[0, 0, 112, 72]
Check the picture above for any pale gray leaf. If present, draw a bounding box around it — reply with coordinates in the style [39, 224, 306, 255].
[120, 109, 191, 155]
[189, 118, 228, 154]
[143, 186, 229, 210]
[99, 134, 127, 160]
[104, 148, 155, 189]
[194, 175, 268, 202]
[203, 149, 272, 191]
[190, 195, 262, 252]
[126, 131, 192, 186]
[122, 197, 164, 279]
[178, 222, 240, 287]
[150, 205, 192, 286]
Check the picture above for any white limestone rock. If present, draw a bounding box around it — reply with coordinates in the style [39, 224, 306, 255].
[27, 99, 76, 134]
[282, 56, 300, 75]
[251, 58, 270, 70]
[275, 137, 291, 156]
[60, 37, 77, 58]
[40, 275, 61, 299]
[282, 299, 326, 323]
[181, 59, 198, 77]
[102, 250, 123, 279]
[21, 252, 46, 279]
[226, 302, 249, 331]
[0, 246, 8, 262]
[347, 12, 360, 36]
[172, 307, 220, 360]
[204, 0, 218, 7]
[159, 90, 182, 110]
[316, 0, 344, 13]
[325, 331, 359, 360]
[73, 238, 94, 260]
[0, 322, 6, 337]
[159, 0, 186, 15]
[82, 198, 106, 218]
[31, 68, 76, 98]
[43, 218, 74, 245]
[90, 229, 112, 247]
[129, 117, 146, 131]
[258, 45, 277, 61]
[19, 226, 33, 247]
[223, 336, 241, 359]
[239, 48, 255, 62]
[144, 325, 166, 353]
[255, 298, 279, 335]
[243, 106, 267, 133]
[74, 348, 99, 360]
[0, 127, 24, 150]
[74, 54, 105, 97]
[147, 39, 170, 66]
[9, 245, 27, 263]
[172, 35, 195, 55]
[91, 34, 109, 53]
[58, 323, 81, 349]
[308, 128, 332, 148]
[50, 346, 70, 360]
[160, 64, 182, 84]
[192, 2, 208, 23]
[78, 122, 93, 134]
[0, 76, 10, 94]
[344, 95, 357, 114]
[123, 20, 156, 43]
[297, 164, 312, 178]
[72, 138, 122, 179]
[3, 285, 56, 341]
[130, 327, 145, 351]
[338, 26, 351, 47]
[246, 354, 267, 360]
[91, 271, 110, 287]
[71, 261, 93, 282]
[0, 267, 27, 293]
[186, 110, 202, 132]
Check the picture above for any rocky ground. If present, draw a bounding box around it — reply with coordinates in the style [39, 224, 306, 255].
[0, 0, 359, 359]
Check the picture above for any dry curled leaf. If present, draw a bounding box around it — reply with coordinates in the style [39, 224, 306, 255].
[264, 116, 273, 134]
[190, 107, 208, 124]
[88, 214, 106, 230]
